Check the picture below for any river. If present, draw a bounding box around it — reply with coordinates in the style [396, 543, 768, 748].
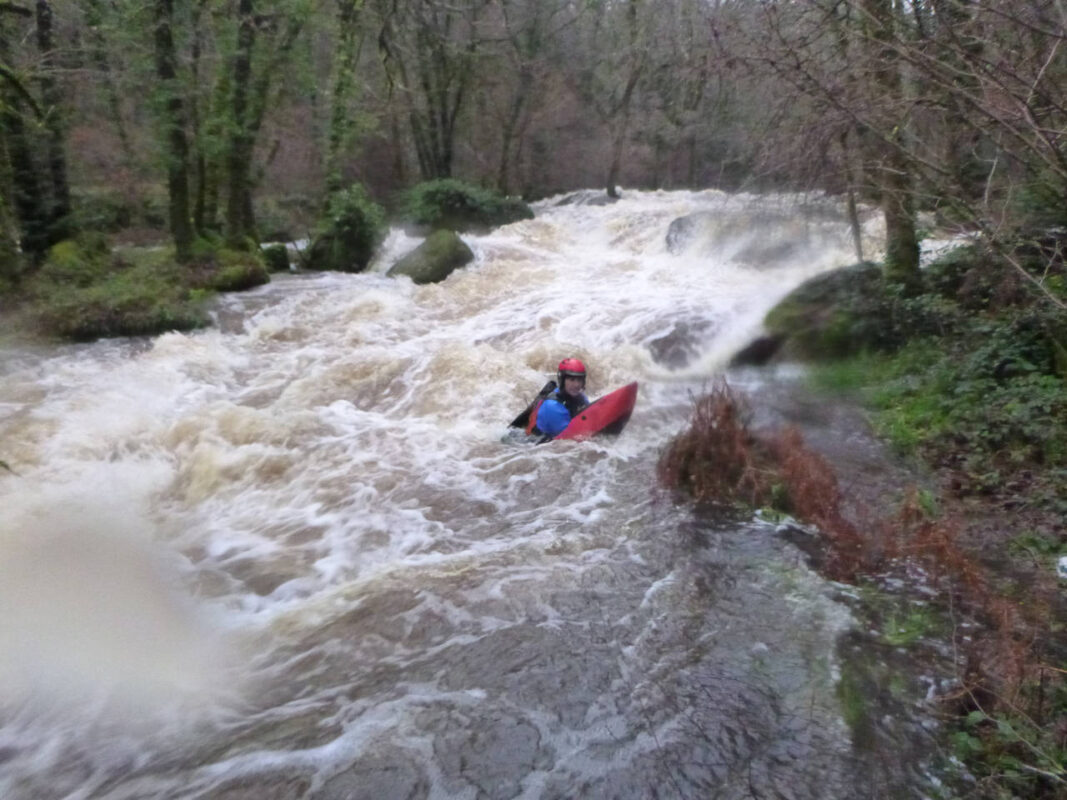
[0, 190, 940, 799]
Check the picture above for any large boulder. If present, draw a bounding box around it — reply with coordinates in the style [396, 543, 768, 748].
[666, 212, 712, 254]
[387, 230, 474, 284]
[760, 262, 889, 360]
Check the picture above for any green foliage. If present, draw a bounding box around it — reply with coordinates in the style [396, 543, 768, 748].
[1007, 530, 1064, 562]
[262, 243, 290, 272]
[948, 704, 1067, 799]
[401, 179, 533, 232]
[36, 234, 113, 287]
[836, 662, 871, 735]
[70, 187, 136, 232]
[1010, 174, 1067, 229]
[306, 184, 386, 272]
[805, 245, 1067, 509]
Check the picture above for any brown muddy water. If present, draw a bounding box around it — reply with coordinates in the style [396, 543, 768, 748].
[0, 191, 952, 799]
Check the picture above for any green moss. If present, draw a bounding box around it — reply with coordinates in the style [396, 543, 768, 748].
[30, 258, 208, 340]
[836, 661, 871, 737]
[881, 606, 934, 647]
[38, 235, 112, 288]
[21, 238, 273, 340]
[386, 229, 474, 285]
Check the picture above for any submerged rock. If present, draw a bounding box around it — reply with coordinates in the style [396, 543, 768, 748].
[666, 212, 712, 254]
[387, 230, 474, 284]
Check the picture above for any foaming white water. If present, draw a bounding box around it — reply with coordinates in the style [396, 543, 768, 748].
[0, 190, 891, 799]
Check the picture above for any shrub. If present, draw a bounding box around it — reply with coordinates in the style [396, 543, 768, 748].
[262, 243, 290, 272]
[306, 184, 386, 272]
[656, 381, 767, 506]
[37, 234, 113, 288]
[401, 179, 533, 231]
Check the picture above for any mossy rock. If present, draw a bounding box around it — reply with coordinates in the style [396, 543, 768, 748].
[764, 262, 891, 359]
[306, 184, 386, 273]
[387, 230, 474, 284]
[191, 247, 270, 292]
[30, 258, 207, 341]
[402, 179, 534, 232]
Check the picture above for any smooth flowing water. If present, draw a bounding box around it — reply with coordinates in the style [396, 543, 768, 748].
[0, 191, 932, 799]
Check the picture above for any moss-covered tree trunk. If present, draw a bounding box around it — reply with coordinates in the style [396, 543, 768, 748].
[34, 0, 71, 240]
[223, 0, 304, 247]
[0, 160, 21, 282]
[224, 0, 256, 248]
[34, 7, 68, 227]
[861, 0, 919, 287]
[325, 0, 365, 195]
[153, 0, 194, 261]
[1, 4, 50, 262]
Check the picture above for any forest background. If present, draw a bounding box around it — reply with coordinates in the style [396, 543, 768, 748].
[0, 0, 1062, 288]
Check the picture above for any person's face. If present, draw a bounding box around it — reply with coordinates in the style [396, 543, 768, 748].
[563, 376, 585, 397]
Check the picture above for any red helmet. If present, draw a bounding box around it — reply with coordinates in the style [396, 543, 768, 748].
[557, 358, 586, 387]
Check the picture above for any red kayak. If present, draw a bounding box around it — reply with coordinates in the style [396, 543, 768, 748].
[509, 381, 639, 442]
[556, 381, 639, 440]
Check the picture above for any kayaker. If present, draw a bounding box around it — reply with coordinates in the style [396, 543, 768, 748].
[534, 358, 590, 437]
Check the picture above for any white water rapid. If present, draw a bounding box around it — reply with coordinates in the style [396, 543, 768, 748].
[1, 190, 925, 799]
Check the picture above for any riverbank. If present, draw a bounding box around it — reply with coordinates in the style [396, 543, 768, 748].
[666, 240, 1067, 798]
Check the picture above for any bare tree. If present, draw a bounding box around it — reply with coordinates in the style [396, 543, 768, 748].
[373, 0, 491, 180]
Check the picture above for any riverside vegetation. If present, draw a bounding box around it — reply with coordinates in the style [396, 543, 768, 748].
[0, 180, 530, 342]
[658, 236, 1067, 799]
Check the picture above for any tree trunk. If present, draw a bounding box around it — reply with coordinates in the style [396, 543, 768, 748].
[0, 141, 22, 280]
[326, 0, 365, 194]
[605, 65, 641, 198]
[153, 0, 194, 261]
[0, 7, 50, 261]
[861, 0, 919, 287]
[225, 1, 304, 244]
[224, 0, 255, 247]
[931, 0, 985, 200]
[34, 0, 71, 240]
[840, 130, 864, 262]
[496, 67, 531, 195]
